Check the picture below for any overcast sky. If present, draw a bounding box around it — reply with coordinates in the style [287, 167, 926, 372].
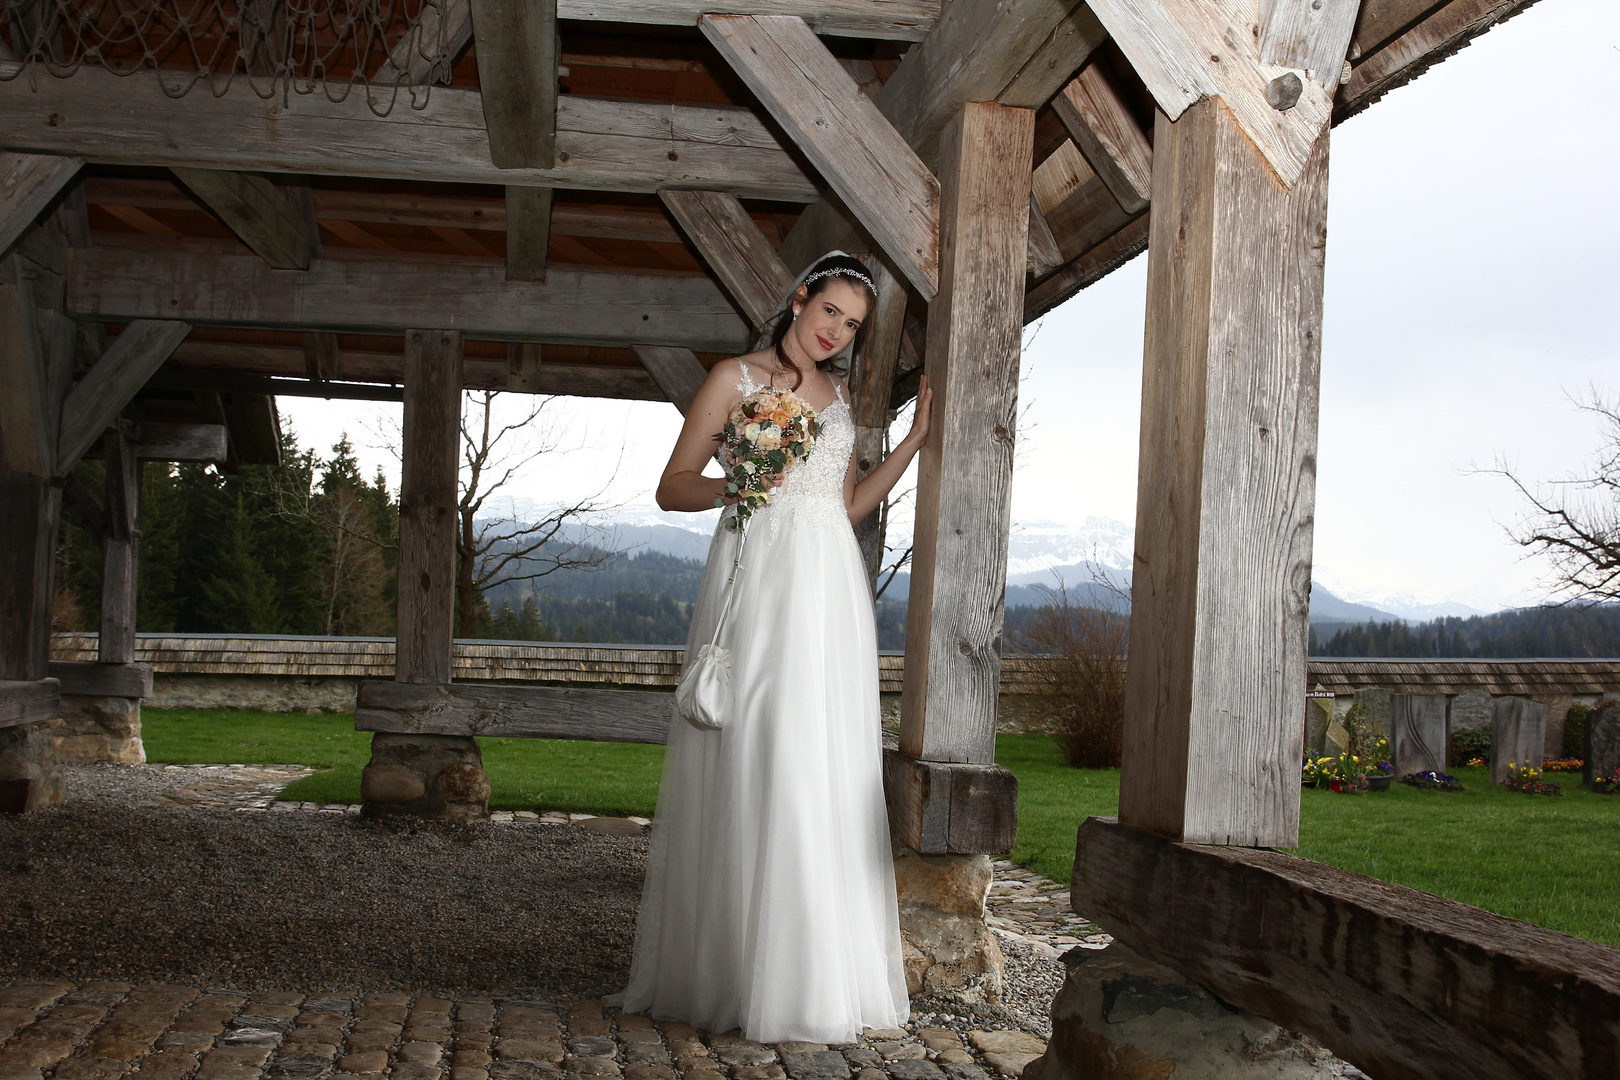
[281, 0, 1619, 615]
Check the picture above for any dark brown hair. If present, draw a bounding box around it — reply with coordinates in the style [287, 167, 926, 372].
[770, 254, 878, 390]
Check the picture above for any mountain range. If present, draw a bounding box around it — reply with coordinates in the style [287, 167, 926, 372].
[536, 505, 1486, 625]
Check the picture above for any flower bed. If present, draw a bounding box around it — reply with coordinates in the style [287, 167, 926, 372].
[1402, 770, 1466, 792]
[1503, 762, 1562, 797]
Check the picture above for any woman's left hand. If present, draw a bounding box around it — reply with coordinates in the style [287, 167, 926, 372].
[902, 375, 933, 448]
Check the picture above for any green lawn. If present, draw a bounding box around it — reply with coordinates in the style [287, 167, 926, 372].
[140, 711, 1620, 946]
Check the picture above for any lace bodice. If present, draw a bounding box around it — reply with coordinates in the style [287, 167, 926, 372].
[733, 359, 854, 532]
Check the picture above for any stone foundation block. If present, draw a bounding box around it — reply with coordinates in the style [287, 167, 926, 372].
[54, 696, 146, 764]
[0, 722, 65, 813]
[893, 845, 1004, 1005]
[1026, 943, 1341, 1080]
[360, 733, 489, 821]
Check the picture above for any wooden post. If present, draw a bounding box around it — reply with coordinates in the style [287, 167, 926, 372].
[396, 329, 463, 685]
[1118, 98, 1330, 848]
[99, 425, 140, 665]
[899, 101, 1033, 767]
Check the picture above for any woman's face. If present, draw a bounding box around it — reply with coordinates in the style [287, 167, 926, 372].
[790, 278, 870, 363]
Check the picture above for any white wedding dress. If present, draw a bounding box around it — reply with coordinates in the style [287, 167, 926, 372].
[624, 361, 910, 1044]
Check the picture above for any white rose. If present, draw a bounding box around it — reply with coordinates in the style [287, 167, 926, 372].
[741, 461, 756, 474]
[744, 422, 761, 440]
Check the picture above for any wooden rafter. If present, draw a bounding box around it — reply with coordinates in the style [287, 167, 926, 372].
[57, 319, 193, 473]
[630, 344, 709, 414]
[171, 168, 323, 269]
[659, 188, 793, 329]
[67, 249, 752, 353]
[558, 0, 940, 40]
[505, 185, 553, 281]
[0, 152, 81, 258]
[1052, 61, 1153, 215]
[0, 65, 820, 202]
[702, 14, 941, 299]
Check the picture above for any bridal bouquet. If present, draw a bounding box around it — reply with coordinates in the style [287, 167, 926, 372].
[714, 387, 820, 530]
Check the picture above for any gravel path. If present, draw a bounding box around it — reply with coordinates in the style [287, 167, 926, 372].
[1, 800, 647, 997]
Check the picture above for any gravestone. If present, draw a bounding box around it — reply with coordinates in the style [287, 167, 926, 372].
[1583, 700, 1620, 789]
[1542, 695, 1572, 760]
[1391, 695, 1447, 775]
[1491, 697, 1548, 785]
[1305, 692, 1335, 755]
[1449, 690, 1493, 733]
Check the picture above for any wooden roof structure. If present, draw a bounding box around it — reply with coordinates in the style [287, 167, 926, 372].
[11, 2, 1616, 1078]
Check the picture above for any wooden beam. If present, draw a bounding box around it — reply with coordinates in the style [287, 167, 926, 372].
[0, 65, 820, 202]
[1119, 99, 1329, 847]
[1045, 173, 1136, 262]
[470, 0, 558, 170]
[507, 342, 543, 393]
[1, 152, 81, 258]
[996, 2, 1111, 109]
[375, 0, 473, 86]
[1024, 211, 1149, 320]
[701, 15, 941, 300]
[1052, 63, 1153, 215]
[301, 331, 342, 383]
[56, 319, 192, 473]
[882, 750, 1018, 855]
[899, 102, 1034, 766]
[220, 393, 282, 466]
[396, 330, 463, 685]
[1084, 0, 1335, 185]
[66, 249, 752, 353]
[125, 422, 229, 462]
[1336, 0, 1541, 122]
[1025, 196, 1065, 280]
[170, 168, 322, 270]
[1261, 0, 1364, 87]
[658, 188, 793, 328]
[557, 0, 940, 40]
[0, 678, 60, 729]
[355, 680, 674, 743]
[505, 185, 552, 282]
[99, 425, 139, 664]
[47, 661, 152, 699]
[1071, 816, 1620, 1080]
[630, 345, 708, 415]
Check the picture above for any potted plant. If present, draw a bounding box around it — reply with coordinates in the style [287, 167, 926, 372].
[1366, 736, 1394, 791]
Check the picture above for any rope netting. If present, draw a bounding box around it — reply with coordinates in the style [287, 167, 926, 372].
[0, 0, 469, 113]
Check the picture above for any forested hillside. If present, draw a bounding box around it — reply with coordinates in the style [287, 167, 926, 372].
[1309, 606, 1620, 657]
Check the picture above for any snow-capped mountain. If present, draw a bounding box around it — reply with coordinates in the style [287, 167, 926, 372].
[1005, 517, 1135, 582]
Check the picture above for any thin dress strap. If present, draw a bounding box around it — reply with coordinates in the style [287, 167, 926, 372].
[832, 377, 847, 405]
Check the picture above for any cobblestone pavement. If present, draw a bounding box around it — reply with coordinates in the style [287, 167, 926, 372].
[0, 983, 1053, 1080]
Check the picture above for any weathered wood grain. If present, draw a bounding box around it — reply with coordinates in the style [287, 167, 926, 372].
[1349, 0, 1447, 59]
[66, 249, 751, 353]
[1336, 0, 1541, 122]
[355, 680, 674, 743]
[1052, 63, 1153, 214]
[1, 152, 81, 259]
[98, 427, 139, 664]
[1045, 173, 1135, 262]
[470, 0, 558, 169]
[125, 422, 229, 462]
[1071, 816, 1620, 1080]
[630, 344, 708, 414]
[659, 188, 794, 327]
[505, 185, 553, 282]
[1119, 99, 1329, 847]
[56, 319, 192, 473]
[396, 331, 463, 685]
[900, 103, 1033, 766]
[1084, 0, 1334, 186]
[1023, 208, 1149, 320]
[170, 168, 322, 269]
[1260, 0, 1364, 86]
[507, 342, 543, 392]
[0, 678, 60, 729]
[1025, 196, 1065, 280]
[375, 0, 473, 86]
[996, 2, 1110, 109]
[559, 0, 939, 40]
[700, 15, 941, 300]
[882, 750, 1019, 855]
[46, 661, 152, 699]
[220, 393, 282, 467]
[0, 65, 819, 202]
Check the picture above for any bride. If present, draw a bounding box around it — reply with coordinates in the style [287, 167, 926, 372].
[623, 253, 934, 1044]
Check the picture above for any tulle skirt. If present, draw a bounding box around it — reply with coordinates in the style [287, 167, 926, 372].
[623, 497, 910, 1043]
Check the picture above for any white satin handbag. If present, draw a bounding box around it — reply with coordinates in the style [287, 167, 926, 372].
[676, 525, 747, 730]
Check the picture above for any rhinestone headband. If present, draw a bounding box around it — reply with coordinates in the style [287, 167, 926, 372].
[803, 266, 876, 294]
